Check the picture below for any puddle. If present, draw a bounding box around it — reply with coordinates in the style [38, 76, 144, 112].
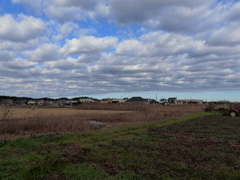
[88, 120, 106, 126]
[87, 120, 112, 130]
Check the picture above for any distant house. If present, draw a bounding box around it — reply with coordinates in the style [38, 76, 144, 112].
[70, 100, 79, 104]
[111, 99, 120, 104]
[15, 99, 27, 106]
[99, 98, 127, 104]
[176, 100, 184, 105]
[168, 97, 177, 104]
[47, 100, 55, 106]
[159, 99, 169, 105]
[125, 97, 149, 103]
[80, 98, 97, 103]
[149, 99, 159, 104]
[2, 99, 13, 105]
[112, 98, 128, 103]
[176, 99, 204, 105]
[183, 99, 203, 104]
[100, 98, 113, 104]
[27, 100, 37, 105]
[37, 99, 45, 106]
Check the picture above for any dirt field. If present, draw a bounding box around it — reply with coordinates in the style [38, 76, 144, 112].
[144, 115, 240, 178]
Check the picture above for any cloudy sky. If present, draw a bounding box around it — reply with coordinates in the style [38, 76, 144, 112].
[0, 0, 240, 101]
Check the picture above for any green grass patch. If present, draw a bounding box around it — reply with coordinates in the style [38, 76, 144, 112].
[0, 156, 26, 180]
[64, 164, 108, 179]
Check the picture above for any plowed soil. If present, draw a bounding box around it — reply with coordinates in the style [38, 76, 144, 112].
[62, 115, 240, 179]
[145, 116, 240, 178]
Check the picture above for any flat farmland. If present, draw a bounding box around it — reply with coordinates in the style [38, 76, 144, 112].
[0, 104, 207, 140]
[2, 113, 239, 179]
[7, 107, 132, 119]
[2, 104, 238, 179]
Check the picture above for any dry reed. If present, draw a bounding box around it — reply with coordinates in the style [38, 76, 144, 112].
[0, 104, 207, 140]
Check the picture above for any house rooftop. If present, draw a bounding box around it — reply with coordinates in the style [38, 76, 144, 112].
[126, 96, 148, 102]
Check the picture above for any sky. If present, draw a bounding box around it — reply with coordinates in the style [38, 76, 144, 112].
[0, 0, 240, 101]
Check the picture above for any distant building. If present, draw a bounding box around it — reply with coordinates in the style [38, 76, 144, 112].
[112, 98, 128, 103]
[183, 99, 203, 104]
[176, 99, 203, 105]
[159, 99, 168, 105]
[15, 99, 28, 105]
[100, 98, 113, 104]
[149, 99, 159, 104]
[2, 99, 13, 105]
[125, 97, 149, 103]
[80, 98, 98, 103]
[27, 100, 37, 105]
[168, 97, 177, 104]
[37, 99, 46, 106]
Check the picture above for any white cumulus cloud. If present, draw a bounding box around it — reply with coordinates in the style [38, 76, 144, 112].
[0, 14, 46, 42]
[63, 36, 118, 55]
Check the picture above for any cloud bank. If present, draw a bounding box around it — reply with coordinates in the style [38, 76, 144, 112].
[0, 0, 240, 99]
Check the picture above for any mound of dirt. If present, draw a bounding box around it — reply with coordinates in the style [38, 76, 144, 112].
[62, 145, 91, 163]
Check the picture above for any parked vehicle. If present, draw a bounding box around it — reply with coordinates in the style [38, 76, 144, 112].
[223, 109, 240, 117]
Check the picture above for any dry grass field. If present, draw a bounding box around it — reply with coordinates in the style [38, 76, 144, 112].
[0, 104, 208, 140]
[7, 106, 132, 119]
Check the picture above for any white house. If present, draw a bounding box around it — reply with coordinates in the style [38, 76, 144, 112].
[27, 100, 37, 105]
[79, 98, 97, 103]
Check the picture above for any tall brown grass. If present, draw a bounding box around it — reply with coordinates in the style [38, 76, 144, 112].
[0, 106, 12, 141]
[0, 114, 104, 140]
[76, 103, 207, 112]
[0, 104, 207, 140]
